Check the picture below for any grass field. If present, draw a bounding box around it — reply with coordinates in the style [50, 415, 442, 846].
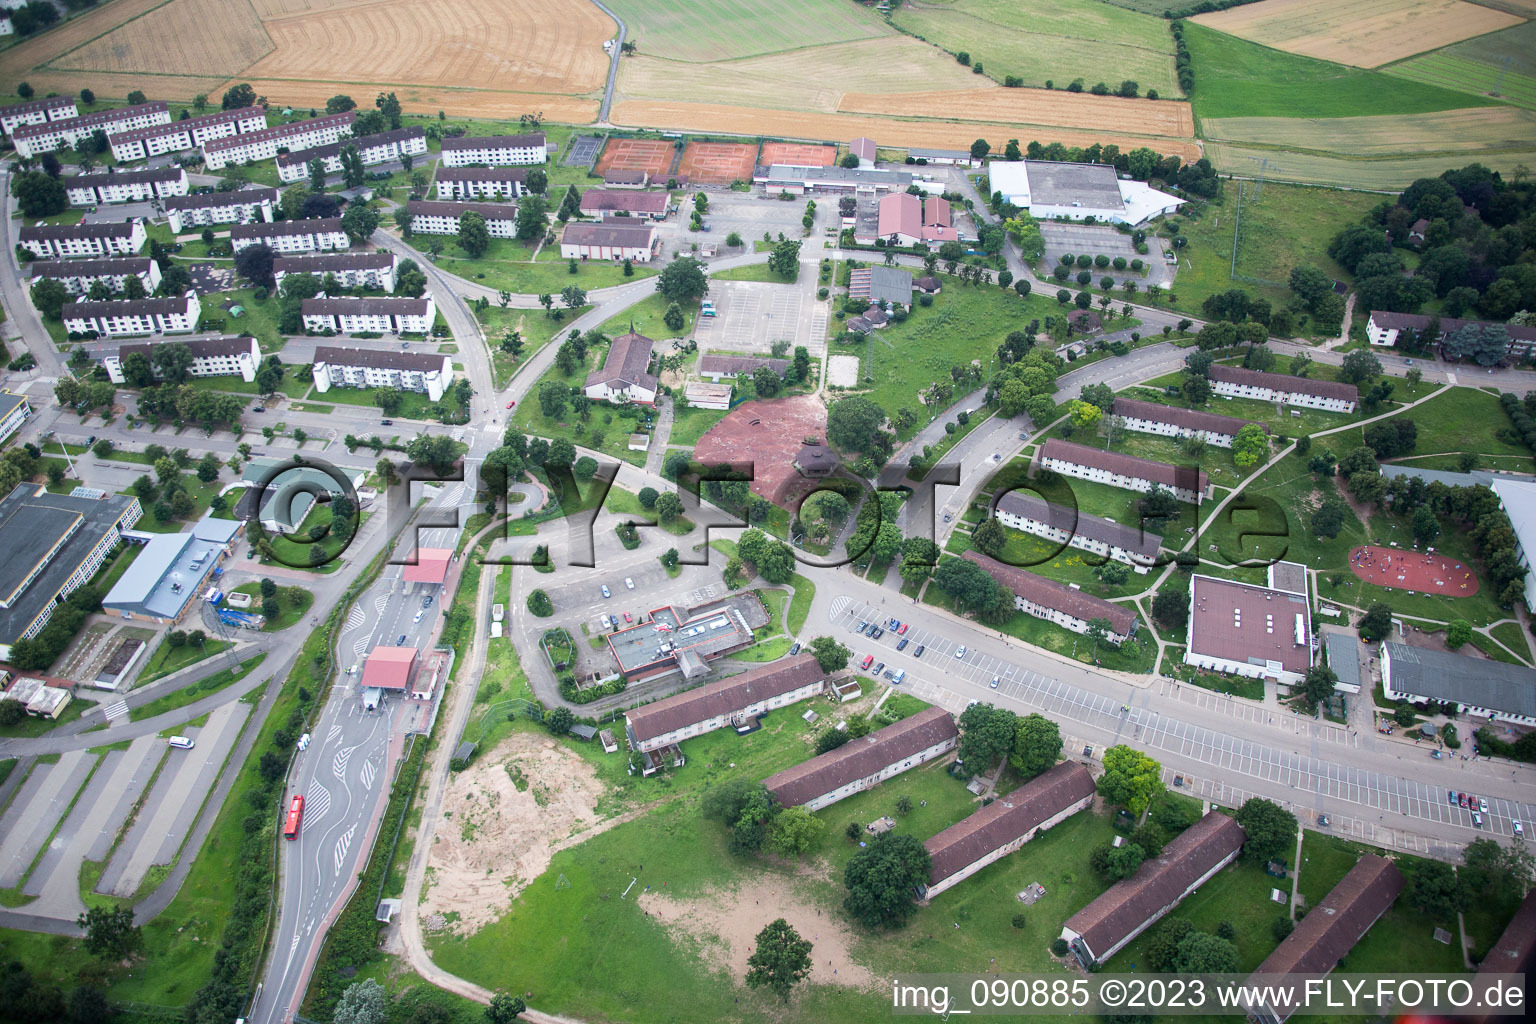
[1206, 140, 1536, 187]
[1386, 20, 1536, 109]
[476, 304, 588, 390]
[423, 234, 656, 296]
[891, 0, 1179, 94]
[838, 86, 1194, 138]
[601, 0, 888, 62]
[1202, 106, 1536, 155]
[1192, 0, 1522, 69]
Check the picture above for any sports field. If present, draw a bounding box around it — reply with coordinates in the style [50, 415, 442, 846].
[1192, 0, 1523, 69]
[676, 140, 758, 184]
[1205, 141, 1536, 187]
[593, 138, 676, 178]
[760, 142, 836, 166]
[1203, 106, 1536, 155]
[1386, 20, 1536, 109]
[892, 0, 1179, 94]
[599, 0, 888, 62]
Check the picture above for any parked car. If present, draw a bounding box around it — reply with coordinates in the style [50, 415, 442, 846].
[624, 612, 632, 622]
[914, 645, 925, 658]
[871, 626, 884, 639]
[1448, 790, 1457, 805]
[1479, 796, 1489, 814]
[897, 623, 909, 635]
[1318, 814, 1330, 828]
[860, 654, 874, 670]
[856, 621, 869, 634]
[625, 577, 635, 589]
[252, 405, 265, 413]
[1514, 819, 1525, 838]
[892, 669, 906, 684]
[873, 662, 885, 676]
[956, 645, 966, 658]
[601, 585, 611, 598]
[896, 638, 908, 651]
[1473, 812, 1484, 829]
[990, 677, 999, 689]
[1458, 793, 1468, 807]
[882, 669, 895, 680]
[397, 634, 407, 645]
[888, 617, 900, 629]
[1431, 749, 1443, 759]
[789, 641, 800, 656]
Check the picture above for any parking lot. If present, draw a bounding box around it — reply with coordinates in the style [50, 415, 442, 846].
[1039, 222, 1175, 291]
[692, 279, 827, 357]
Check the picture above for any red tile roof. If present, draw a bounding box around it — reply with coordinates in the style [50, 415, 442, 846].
[962, 551, 1137, 637]
[1038, 438, 1209, 496]
[1253, 855, 1402, 980]
[625, 655, 823, 743]
[402, 548, 452, 585]
[925, 761, 1095, 885]
[764, 706, 956, 807]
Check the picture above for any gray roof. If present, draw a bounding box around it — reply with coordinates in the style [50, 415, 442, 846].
[231, 217, 343, 241]
[1039, 438, 1210, 495]
[162, 186, 279, 212]
[626, 654, 822, 742]
[1481, 888, 1536, 975]
[1380, 463, 1497, 489]
[0, 393, 28, 420]
[405, 199, 517, 221]
[1492, 478, 1536, 563]
[274, 252, 394, 275]
[440, 132, 545, 151]
[562, 220, 655, 247]
[65, 165, 182, 189]
[302, 296, 430, 317]
[1324, 632, 1363, 691]
[586, 331, 658, 392]
[434, 166, 528, 183]
[756, 164, 913, 186]
[202, 111, 355, 154]
[63, 293, 193, 319]
[116, 336, 254, 362]
[1022, 160, 1124, 212]
[108, 107, 264, 146]
[274, 126, 424, 168]
[907, 147, 972, 160]
[28, 257, 155, 280]
[698, 355, 788, 377]
[19, 220, 139, 242]
[102, 530, 220, 619]
[240, 457, 363, 531]
[848, 265, 913, 305]
[313, 345, 449, 373]
[995, 490, 1162, 559]
[1383, 641, 1536, 720]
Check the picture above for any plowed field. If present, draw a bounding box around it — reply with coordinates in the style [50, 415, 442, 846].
[838, 88, 1194, 138]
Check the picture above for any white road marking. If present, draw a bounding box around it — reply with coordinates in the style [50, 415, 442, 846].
[346, 606, 365, 631]
[306, 785, 331, 825]
[102, 700, 128, 721]
[332, 745, 354, 781]
[359, 759, 377, 792]
[333, 825, 356, 875]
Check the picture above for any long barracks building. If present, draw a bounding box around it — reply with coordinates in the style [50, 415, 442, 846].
[764, 707, 958, 811]
[276, 126, 427, 183]
[12, 101, 169, 158]
[623, 655, 825, 753]
[201, 111, 356, 170]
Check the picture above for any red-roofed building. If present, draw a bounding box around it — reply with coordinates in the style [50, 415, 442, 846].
[403, 548, 453, 586]
[362, 646, 418, 690]
[876, 192, 957, 248]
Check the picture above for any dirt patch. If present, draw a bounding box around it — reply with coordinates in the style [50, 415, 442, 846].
[639, 876, 877, 991]
[421, 731, 605, 933]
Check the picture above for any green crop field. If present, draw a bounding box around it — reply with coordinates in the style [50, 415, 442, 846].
[1202, 106, 1536, 156]
[1387, 21, 1536, 109]
[600, 0, 889, 62]
[1205, 141, 1536, 187]
[1183, 21, 1497, 121]
[892, 0, 1179, 94]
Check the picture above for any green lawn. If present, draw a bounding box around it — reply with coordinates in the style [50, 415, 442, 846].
[787, 573, 816, 634]
[312, 378, 464, 423]
[667, 404, 730, 447]
[196, 287, 288, 355]
[476, 304, 591, 390]
[258, 503, 355, 573]
[509, 345, 655, 466]
[128, 654, 266, 722]
[141, 636, 234, 683]
[228, 582, 313, 630]
[424, 234, 657, 295]
[121, 474, 228, 534]
[1107, 855, 1284, 972]
[0, 699, 87, 739]
[1489, 621, 1531, 663]
[598, 291, 696, 339]
[1386, 386, 1532, 461]
[710, 262, 797, 284]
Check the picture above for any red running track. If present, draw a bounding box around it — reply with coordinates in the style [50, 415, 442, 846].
[1347, 545, 1479, 596]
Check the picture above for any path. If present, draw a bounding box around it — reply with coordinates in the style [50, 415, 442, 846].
[591, 1, 627, 126]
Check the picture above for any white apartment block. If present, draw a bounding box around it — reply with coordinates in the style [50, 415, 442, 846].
[439, 132, 546, 167]
[993, 491, 1161, 572]
[104, 336, 261, 384]
[230, 217, 348, 254]
[0, 15, 11, 37]
[275, 126, 427, 183]
[18, 219, 146, 260]
[201, 111, 356, 170]
[27, 257, 161, 296]
[109, 107, 267, 162]
[63, 291, 201, 338]
[11, 101, 169, 158]
[1036, 438, 1210, 504]
[0, 95, 77, 137]
[65, 166, 188, 206]
[404, 200, 517, 238]
[1111, 397, 1258, 450]
[624, 657, 827, 753]
[301, 295, 435, 336]
[964, 551, 1138, 645]
[1207, 363, 1358, 414]
[274, 252, 396, 293]
[163, 186, 278, 234]
[312, 346, 453, 402]
[433, 166, 528, 200]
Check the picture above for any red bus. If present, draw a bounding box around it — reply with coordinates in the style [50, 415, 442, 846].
[283, 795, 304, 840]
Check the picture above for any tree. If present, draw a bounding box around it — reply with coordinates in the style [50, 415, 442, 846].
[808, 636, 849, 673]
[1010, 713, 1062, 778]
[663, 302, 686, 332]
[222, 83, 257, 110]
[702, 778, 765, 823]
[340, 203, 380, 244]
[970, 138, 991, 161]
[1339, 349, 1382, 385]
[333, 979, 387, 1024]
[1146, 918, 1195, 972]
[326, 94, 356, 114]
[970, 515, 1006, 557]
[1410, 504, 1441, 547]
[1232, 423, 1269, 469]
[545, 706, 574, 736]
[538, 379, 568, 419]
[234, 243, 276, 288]
[65, 985, 109, 1024]
[527, 589, 553, 616]
[1302, 665, 1338, 706]
[843, 832, 930, 929]
[766, 806, 825, 859]
[1444, 618, 1474, 650]
[1173, 931, 1240, 973]
[1235, 798, 1297, 865]
[1461, 838, 1535, 906]
[1358, 602, 1394, 643]
[1403, 859, 1466, 920]
[11, 170, 67, 218]
[656, 256, 709, 304]
[637, 486, 659, 509]
[1093, 841, 1145, 880]
[457, 211, 491, 258]
[29, 277, 71, 320]
[957, 702, 1018, 777]
[196, 451, 223, 483]
[485, 993, 526, 1024]
[746, 918, 813, 1001]
[1097, 745, 1162, 815]
[1311, 494, 1349, 539]
[655, 491, 684, 522]
[514, 194, 549, 241]
[376, 90, 403, 128]
[769, 239, 802, 278]
[1181, 373, 1212, 405]
[77, 905, 141, 959]
[1068, 399, 1102, 432]
[827, 395, 888, 454]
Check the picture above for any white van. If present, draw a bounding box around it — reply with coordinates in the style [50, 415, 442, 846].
[297, 733, 311, 751]
[892, 669, 906, 685]
[168, 736, 194, 749]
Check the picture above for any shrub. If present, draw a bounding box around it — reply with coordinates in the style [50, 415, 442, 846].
[1051, 938, 1070, 957]
[1012, 913, 1027, 929]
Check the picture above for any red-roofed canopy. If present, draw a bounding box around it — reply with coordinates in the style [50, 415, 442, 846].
[402, 548, 453, 585]
[362, 646, 418, 690]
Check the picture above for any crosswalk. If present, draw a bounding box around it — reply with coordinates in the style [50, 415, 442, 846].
[101, 700, 128, 722]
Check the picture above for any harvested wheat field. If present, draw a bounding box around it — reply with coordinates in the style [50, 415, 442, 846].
[249, 0, 374, 14]
[224, 80, 599, 122]
[839, 88, 1194, 138]
[0, 0, 166, 82]
[1206, 141, 1536, 188]
[421, 731, 606, 934]
[615, 37, 993, 114]
[49, 0, 273, 77]
[1203, 106, 1536, 156]
[612, 101, 1202, 161]
[1193, 0, 1523, 69]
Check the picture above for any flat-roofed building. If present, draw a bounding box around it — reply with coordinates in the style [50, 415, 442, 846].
[1112, 397, 1263, 449]
[433, 166, 529, 200]
[765, 706, 958, 811]
[65, 166, 188, 206]
[994, 490, 1161, 570]
[0, 392, 31, 445]
[201, 111, 356, 170]
[109, 107, 267, 162]
[274, 251, 395, 292]
[1186, 574, 1312, 687]
[1490, 477, 1536, 610]
[0, 95, 77, 137]
[62, 290, 201, 338]
[624, 654, 824, 752]
[906, 146, 980, 168]
[1208, 363, 1358, 413]
[104, 335, 261, 384]
[1382, 641, 1536, 726]
[1247, 856, 1403, 1024]
[923, 761, 1095, 899]
[964, 550, 1138, 644]
[584, 330, 658, 405]
[1061, 812, 1246, 966]
[753, 163, 916, 195]
[312, 346, 453, 402]
[402, 548, 453, 587]
[578, 188, 669, 219]
[987, 160, 1185, 226]
[697, 355, 788, 382]
[12, 101, 169, 158]
[683, 382, 732, 410]
[1036, 438, 1210, 503]
[1322, 631, 1364, 694]
[19, 219, 145, 260]
[101, 519, 235, 624]
[847, 265, 914, 306]
[301, 295, 435, 335]
[163, 185, 278, 233]
[275, 126, 427, 183]
[404, 200, 517, 238]
[27, 256, 160, 296]
[230, 217, 348, 254]
[0, 484, 141, 661]
[439, 132, 547, 167]
[607, 600, 758, 683]
[560, 221, 657, 262]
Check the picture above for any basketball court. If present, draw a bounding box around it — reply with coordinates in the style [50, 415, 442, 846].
[594, 137, 675, 178]
[677, 141, 759, 185]
[760, 141, 836, 167]
[1348, 545, 1479, 596]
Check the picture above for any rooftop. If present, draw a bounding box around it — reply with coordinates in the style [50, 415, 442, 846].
[101, 530, 220, 619]
[1207, 363, 1360, 403]
[847, 265, 914, 306]
[434, 166, 529, 182]
[402, 548, 452, 585]
[116, 336, 256, 362]
[107, 106, 263, 145]
[586, 331, 658, 392]
[405, 199, 517, 221]
[626, 654, 822, 741]
[64, 165, 182, 188]
[302, 296, 430, 317]
[1380, 463, 1497, 489]
[963, 551, 1138, 636]
[607, 602, 754, 677]
[440, 132, 546, 151]
[1252, 855, 1402, 981]
[1383, 641, 1536, 720]
[313, 345, 449, 373]
[62, 292, 194, 319]
[994, 490, 1161, 560]
[1369, 311, 1536, 346]
[1113, 397, 1264, 438]
[19, 220, 140, 242]
[202, 111, 355, 153]
[231, 217, 344, 240]
[1189, 575, 1313, 676]
[274, 251, 395, 274]
[1266, 559, 1309, 597]
[28, 256, 155, 280]
[1480, 888, 1536, 975]
[756, 164, 913, 187]
[562, 220, 656, 246]
[361, 646, 417, 690]
[579, 189, 669, 214]
[989, 160, 1124, 212]
[161, 185, 279, 212]
[698, 355, 788, 377]
[1039, 438, 1209, 496]
[274, 126, 423, 167]
[764, 707, 957, 808]
[925, 761, 1095, 885]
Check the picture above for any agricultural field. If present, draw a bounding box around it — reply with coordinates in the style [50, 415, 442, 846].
[1386, 20, 1536, 108]
[891, 0, 1180, 95]
[600, 0, 888, 62]
[1204, 141, 1536, 187]
[49, 0, 272, 77]
[838, 87, 1194, 139]
[1202, 106, 1536, 156]
[1192, 0, 1522, 69]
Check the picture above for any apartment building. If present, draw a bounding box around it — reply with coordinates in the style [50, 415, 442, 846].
[65, 166, 188, 206]
[104, 336, 261, 384]
[439, 132, 546, 167]
[963, 551, 1139, 645]
[1208, 363, 1358, 414]
[301, 295, 435, 335]
[404, 200, 517, 238]
[1036, 438, 1210, 504]
[993, 490, 1162, 571]
[1366, 310, 1536, 361]
[163, 185, 277, 233]
[0, 95, 77, 137]
[12, 101, 169, 158]
[230, 217, 348, 254]
[312, 346, 453, 402]
[18, 219, 145, 259]
[623, 655, 825, 753]
[273, 251, 396, 292]
[27, 256, 161, 296]
[764, 707, 958, 812]
[109, 106, 267, 162]
[275, 126, 427, 183]
[1112, 397, 1264, 449]
[433, 166, 528, 200]
[62, 291, 201, 338]
[201, 111, 356, 170]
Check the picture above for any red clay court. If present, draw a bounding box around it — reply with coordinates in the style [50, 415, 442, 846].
[760, 141, 836, 167]
[677, 140, 759, 184]
[1348, 545, 1479, 596]
[594, 137, 675, 177]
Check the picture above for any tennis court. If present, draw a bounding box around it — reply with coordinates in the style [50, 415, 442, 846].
[564, 135, 604, 168]
[677, 140, 759, 185]
[594, 137, 675, 177]
[760, 141, 836, 167]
